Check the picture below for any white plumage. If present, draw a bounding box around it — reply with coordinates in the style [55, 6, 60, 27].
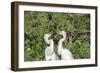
[44, 33, 59, 61]
[58, 31, 74, 60]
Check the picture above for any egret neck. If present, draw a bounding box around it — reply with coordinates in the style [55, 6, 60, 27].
[58, 34, 66, 55]
[49, 39, 54, 52]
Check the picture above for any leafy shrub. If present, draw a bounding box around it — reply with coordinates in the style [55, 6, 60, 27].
[24, 11, 90, 61]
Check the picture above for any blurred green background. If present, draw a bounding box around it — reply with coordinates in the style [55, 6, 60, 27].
[24, 11, 90, 61]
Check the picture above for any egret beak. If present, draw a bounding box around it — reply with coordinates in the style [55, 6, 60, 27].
[49, 32, 53, 35]
[56, 31, 62, 36]
[54, 32, 59, 39]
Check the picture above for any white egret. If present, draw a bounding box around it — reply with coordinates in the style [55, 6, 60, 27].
[44, 33, 59, 61]
[58, 31, 74, 60]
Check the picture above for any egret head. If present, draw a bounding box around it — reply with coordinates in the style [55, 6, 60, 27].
[45, 32, 54, 38]
[44, 33, 52, 38]
[58, 31, 66, 41]
[44, 32, 53, 44]
[59, 31, 67, 37]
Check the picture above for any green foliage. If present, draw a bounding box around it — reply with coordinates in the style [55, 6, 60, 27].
[24, 11, 90, 61]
